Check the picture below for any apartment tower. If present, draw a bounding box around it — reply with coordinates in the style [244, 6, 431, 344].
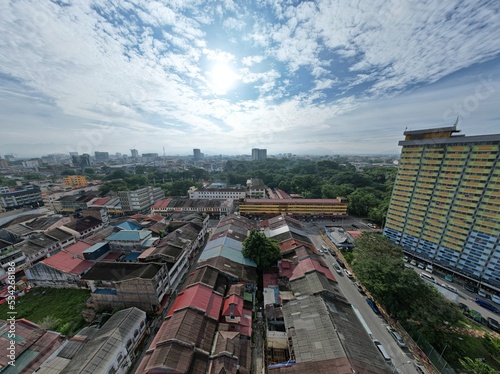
[384, 124, 500, 290]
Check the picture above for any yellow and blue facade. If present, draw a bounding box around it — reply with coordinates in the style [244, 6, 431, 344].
[384, 124, 500, 290]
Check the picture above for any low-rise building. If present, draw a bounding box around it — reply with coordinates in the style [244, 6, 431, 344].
[239, 197, 348, 218]
[24, 242, 94, 288]
[37, 307, 147, 374]
[0, 185, 43, 210]
[246, 178, 266, 198]
[61, 216, 103, 239]
[188, 186, 246, 200]
[81, 262, 169, 312]
[63, 175, 87, 187]
[105, 230, 153, 253]
[118, 186, 165, 214]
[0, 319, 65, 373]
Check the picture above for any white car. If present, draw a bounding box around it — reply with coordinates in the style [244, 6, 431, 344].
[344, 269, 353, 278]
[491, 294, 500, 305]
[386, 325, 407, 348]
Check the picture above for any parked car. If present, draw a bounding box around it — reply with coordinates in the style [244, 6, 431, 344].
[333, 263, 342, 274]
[353, 282, 364, 294]
[386, 325, 406, 348]
[351, 224, 359, 229]
[403, 256, 408, 263]
[459, 303, 469, 313]
[475, 298, 499, 313]
[344, 269, 353, 278]
[419, 272, 436, 284]
[490, 294, 500, 305]
[487, 317, 500, 333]
[440, 283, 458, 293]
[425, 264, 433, 274]
[366, 297, 380, 314]
[413, 362, 428, 374]
[417, 262, 425, 269]
[373, 340, 392, 365]
[478, 289, 488, 298]
[464, 283, 477, 293]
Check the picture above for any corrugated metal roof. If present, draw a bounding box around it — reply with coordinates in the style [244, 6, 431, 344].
[199, 245, 257, 267]
[105, 229, 151, 242]
[167, 284, 223, 320]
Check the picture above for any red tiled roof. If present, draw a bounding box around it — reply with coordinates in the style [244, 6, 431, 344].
[42, 251, 94, 275]
[152, 198, 172, 209]
[64, 241, 91, 258]
[91, 197, 110, 206]
[347, 230, 362, 238]
[280, 257, 336, 282]
[263, 273, 279, 287]
[240, 309, 252, 337]
[222, 294, 243, 317]
[167, 284, 223, 320]
[100, 252, 122, 261]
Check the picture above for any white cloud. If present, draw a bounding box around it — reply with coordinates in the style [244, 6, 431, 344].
[0, 0, 498, 157]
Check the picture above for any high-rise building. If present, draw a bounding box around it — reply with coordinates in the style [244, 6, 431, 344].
[131, 149, 139, 158]
[193, 148, 201, 160]
[94, 151, 109, 162]
[384, 124, 500, 290]
[251, 148, 267, 160]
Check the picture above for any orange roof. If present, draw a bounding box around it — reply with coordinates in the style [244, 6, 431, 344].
[167, 284, 223, 320]
[152, 199, 172, 209]
[91, 197, 110, 206]
[64, 242, 91, 258]
[42, 251, 94, 275]
[222, 294, 243, 317]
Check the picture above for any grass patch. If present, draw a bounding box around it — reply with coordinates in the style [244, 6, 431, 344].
[0, 287, 90, 337]
[443, 333, 500, 372]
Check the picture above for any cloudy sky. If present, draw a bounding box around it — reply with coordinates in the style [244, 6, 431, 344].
[1, 0, 499, 158]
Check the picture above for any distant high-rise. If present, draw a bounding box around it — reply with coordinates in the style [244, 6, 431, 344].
[384, 124, 500, 290]
[252, 148, 267, 160]
[131, 149, 139, 158]
[95, 151, 109, 162]
[193, 148, 201, 160]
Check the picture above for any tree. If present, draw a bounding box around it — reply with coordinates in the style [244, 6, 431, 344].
[352, 233, 461, 329]
[242, 230, 280, 269]
[483, 334, 500, 360]
[459, 357, 496, 374]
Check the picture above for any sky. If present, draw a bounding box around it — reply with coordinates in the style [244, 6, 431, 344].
[0, 0, 499, 158]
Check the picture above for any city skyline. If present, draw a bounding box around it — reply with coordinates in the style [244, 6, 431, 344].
[1, 1, 499, 157]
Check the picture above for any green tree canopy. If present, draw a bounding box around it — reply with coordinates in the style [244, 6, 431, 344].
[242, 230, 280, 269]
[352, 233, 461, 330]
[459, 357, 496, 374]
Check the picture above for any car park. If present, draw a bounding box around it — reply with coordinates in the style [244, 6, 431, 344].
[487, 317, 500, 333]
[366, 297, 380, 314]
[386, 325, 406, 348]
[475, 298, 499, 313]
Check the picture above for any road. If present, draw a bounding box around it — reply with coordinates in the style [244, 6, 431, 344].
[305, 221, 420, 374]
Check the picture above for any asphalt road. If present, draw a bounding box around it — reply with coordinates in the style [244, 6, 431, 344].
[306, 223, 420, 374]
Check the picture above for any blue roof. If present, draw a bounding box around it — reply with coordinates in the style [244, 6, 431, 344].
[124, 252, 141, 261]
[116, 221, 142, 231]
[205, 236, 242, 251]
[199, 244, 256, 267]
[83, 242, 109, 254]
[94, 288, 117, 295]
[106, 230, 151, 242]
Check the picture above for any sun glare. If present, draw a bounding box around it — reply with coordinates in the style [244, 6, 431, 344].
[207, 63, 238, 94]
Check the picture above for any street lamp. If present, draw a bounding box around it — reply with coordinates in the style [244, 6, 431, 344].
[393, 360, 411, 373]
